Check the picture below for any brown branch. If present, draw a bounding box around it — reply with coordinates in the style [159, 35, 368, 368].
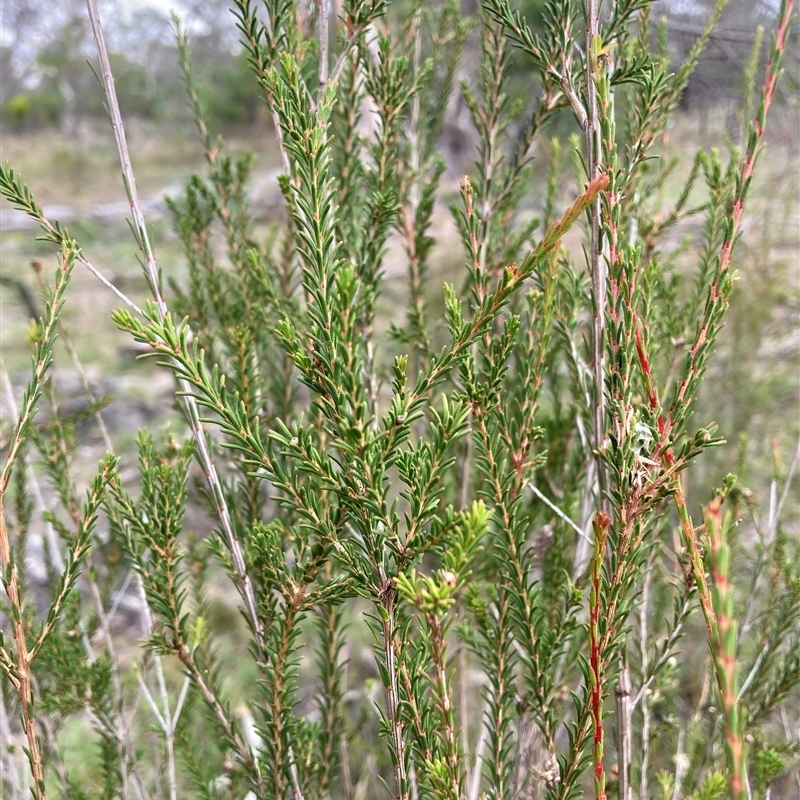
[0, 497, 46, 800]
[84, 0, 267, 668]
[584, 0, 607, 495]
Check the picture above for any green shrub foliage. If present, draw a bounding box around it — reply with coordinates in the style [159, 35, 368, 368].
[0, 1, 797, 799]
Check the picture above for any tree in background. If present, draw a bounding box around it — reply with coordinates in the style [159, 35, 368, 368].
[1, 0, 796, 133]
[0, 0, 260, 131]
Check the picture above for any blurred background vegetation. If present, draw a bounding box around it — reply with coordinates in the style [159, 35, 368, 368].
[2, 1, 797, 132]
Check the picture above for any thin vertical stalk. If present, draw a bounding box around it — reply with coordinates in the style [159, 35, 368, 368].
[0, 500, 46, 800]
[84, 0, 267, 667]
[586, 7, 625, 799]
[458, 642, 471, 791]
[383, 598, 409, 800]
[429, 614, 461, 798]
[590, 512, 610, 800]
[0, 368, 64, 576]
[174, 644, 265, 788]
[136, 578, 178, 800]
[401, 7, 428, 368]
[318, 0, 329, 99]
[673, 477, 719, 642]
[597, 14, 632, 792]
[615, 664, 632, 800]
[315, 602, 342, 799]
[475, 17, 506, 278]
[670, 729, 686, 800]
[340, 737, 354, 800]
[0, 681, 26, 797]
[584, 0, 606, 481]
[639, 567, 652, 800]
[706, 498, 745, 800]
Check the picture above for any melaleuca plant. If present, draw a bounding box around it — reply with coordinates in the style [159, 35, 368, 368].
[0, 1, 797, 799]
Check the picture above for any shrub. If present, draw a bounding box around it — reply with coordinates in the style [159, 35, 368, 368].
[0, 1, 797, 799]
[2, 89, 64, 132]
[6, 95, 32, 132]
